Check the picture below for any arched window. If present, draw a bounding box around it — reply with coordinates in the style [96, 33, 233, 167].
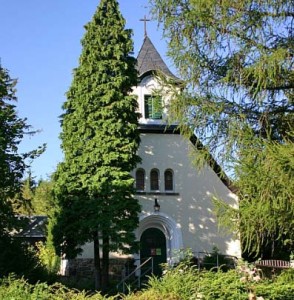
[150, 169, 159, 191]
[136, 169, 145, 191]
[164, 169, 173, 191]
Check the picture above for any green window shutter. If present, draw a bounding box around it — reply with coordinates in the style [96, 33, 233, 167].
[144, 94, 163, 119]
[144, 95, 151, 119]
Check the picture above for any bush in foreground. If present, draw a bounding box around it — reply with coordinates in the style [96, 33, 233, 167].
[1, 263, 294, 299]
[128, 261, 294, 300]
[0, 276, 112, 300]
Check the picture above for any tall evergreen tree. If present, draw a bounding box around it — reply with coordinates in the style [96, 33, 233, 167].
[0, 65, 28, 237]
[0, 64, 46, 279]
[53, 0, 141, 290]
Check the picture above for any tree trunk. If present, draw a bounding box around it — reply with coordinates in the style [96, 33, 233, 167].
[93, 231, 101, 290]
[101, 234, 110, 292]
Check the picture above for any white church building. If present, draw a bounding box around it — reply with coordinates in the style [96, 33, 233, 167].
[63, 35, 241, 278]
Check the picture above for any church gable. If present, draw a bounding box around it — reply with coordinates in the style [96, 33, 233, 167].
[133, 132, 240, 258]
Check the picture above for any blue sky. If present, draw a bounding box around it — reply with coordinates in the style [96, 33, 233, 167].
[0, 0, 172, 180]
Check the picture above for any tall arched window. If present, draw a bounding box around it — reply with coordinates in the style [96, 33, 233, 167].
[150, 169, 159, 191]
[164, 169, 173, 191]
[136, 169, 145, 191]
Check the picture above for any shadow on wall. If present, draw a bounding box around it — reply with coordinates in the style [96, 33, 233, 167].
[136, 133, 240, 257]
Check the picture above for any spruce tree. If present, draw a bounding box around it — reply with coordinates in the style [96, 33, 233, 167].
[53, 0, 141, 290]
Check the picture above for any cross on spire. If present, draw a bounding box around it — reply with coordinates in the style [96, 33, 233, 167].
[140, 15, 150, 37]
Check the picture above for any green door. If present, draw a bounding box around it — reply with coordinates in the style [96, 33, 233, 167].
[140, 228, 167, 276]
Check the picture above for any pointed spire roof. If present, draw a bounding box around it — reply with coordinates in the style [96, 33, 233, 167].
[137, 36, 179, 80]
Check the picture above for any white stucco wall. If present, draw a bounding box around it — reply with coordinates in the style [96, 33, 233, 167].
[133, 133, 241, 258]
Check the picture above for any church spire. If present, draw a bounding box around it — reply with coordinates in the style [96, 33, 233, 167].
[136, 35, 179, 81]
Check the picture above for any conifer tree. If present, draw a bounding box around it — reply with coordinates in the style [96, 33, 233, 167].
[53, 0, 141, 290]
[151, 0, 294, 257]
[0, 64, 46, 278]
[11, 172, 36, 215]
[0, 65, 27, 237]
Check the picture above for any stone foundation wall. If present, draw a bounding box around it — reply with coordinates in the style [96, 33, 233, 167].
[64, 258, 129, 281]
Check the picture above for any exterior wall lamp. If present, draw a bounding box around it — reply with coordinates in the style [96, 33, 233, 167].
[154, 198, 160, 212]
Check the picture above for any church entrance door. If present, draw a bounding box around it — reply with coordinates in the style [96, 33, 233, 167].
[140, 228, 167, 276]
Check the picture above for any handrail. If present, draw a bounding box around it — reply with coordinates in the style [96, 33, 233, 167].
[116, 257, 153, 294]
[192, 251, 238, 270]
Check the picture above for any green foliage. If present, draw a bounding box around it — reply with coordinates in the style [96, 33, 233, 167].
[237, 139, 294, 256]
[214, 139, 294, 257]
[142, 262, 246, 300]
[0, 65, 47, 281]
[131, 262, 294, 300]
[34, 202, 61, 279]
[0, 236, 48, 283]
[36, 241, 60, 276]
[53, 0, 141, 290]
[11, 177, 55, 216]
[151, 0, 293, 156]
[150, 0, 294, 257]
[276, 268, 294, 284]
[0, 276, 113, 300]
[10, 172, 36, 215]
[254, 282, 294, 300]
[147, 263, 199, 299]
[1, 266, 294, 299]
[32, 179, 55, 215]
[123, 290, 180, 300]
[0, 65, 28, 236]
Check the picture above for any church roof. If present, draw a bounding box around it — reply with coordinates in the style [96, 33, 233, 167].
[14, 215, 47, 238]
[137, 36, 179, 80]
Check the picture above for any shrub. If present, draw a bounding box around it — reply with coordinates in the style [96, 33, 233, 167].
[276, 268, 294, 283]
[1, 264, 294, 299]
[123, 289, 180, 300]
[36, 241, 60, 276]
[0, 276, 114, 300]
[146, 262, 198, 300]
[255, 282, 294, 300]
[0, 236, 48, 283]
[123, 259, 294, 300]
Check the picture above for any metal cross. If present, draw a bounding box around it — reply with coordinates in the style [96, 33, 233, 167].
[140, 15, 151, 37]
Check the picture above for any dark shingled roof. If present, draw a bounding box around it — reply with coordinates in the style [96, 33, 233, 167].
[137, 36, 179, 80]
[15, 215, 47, 238]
